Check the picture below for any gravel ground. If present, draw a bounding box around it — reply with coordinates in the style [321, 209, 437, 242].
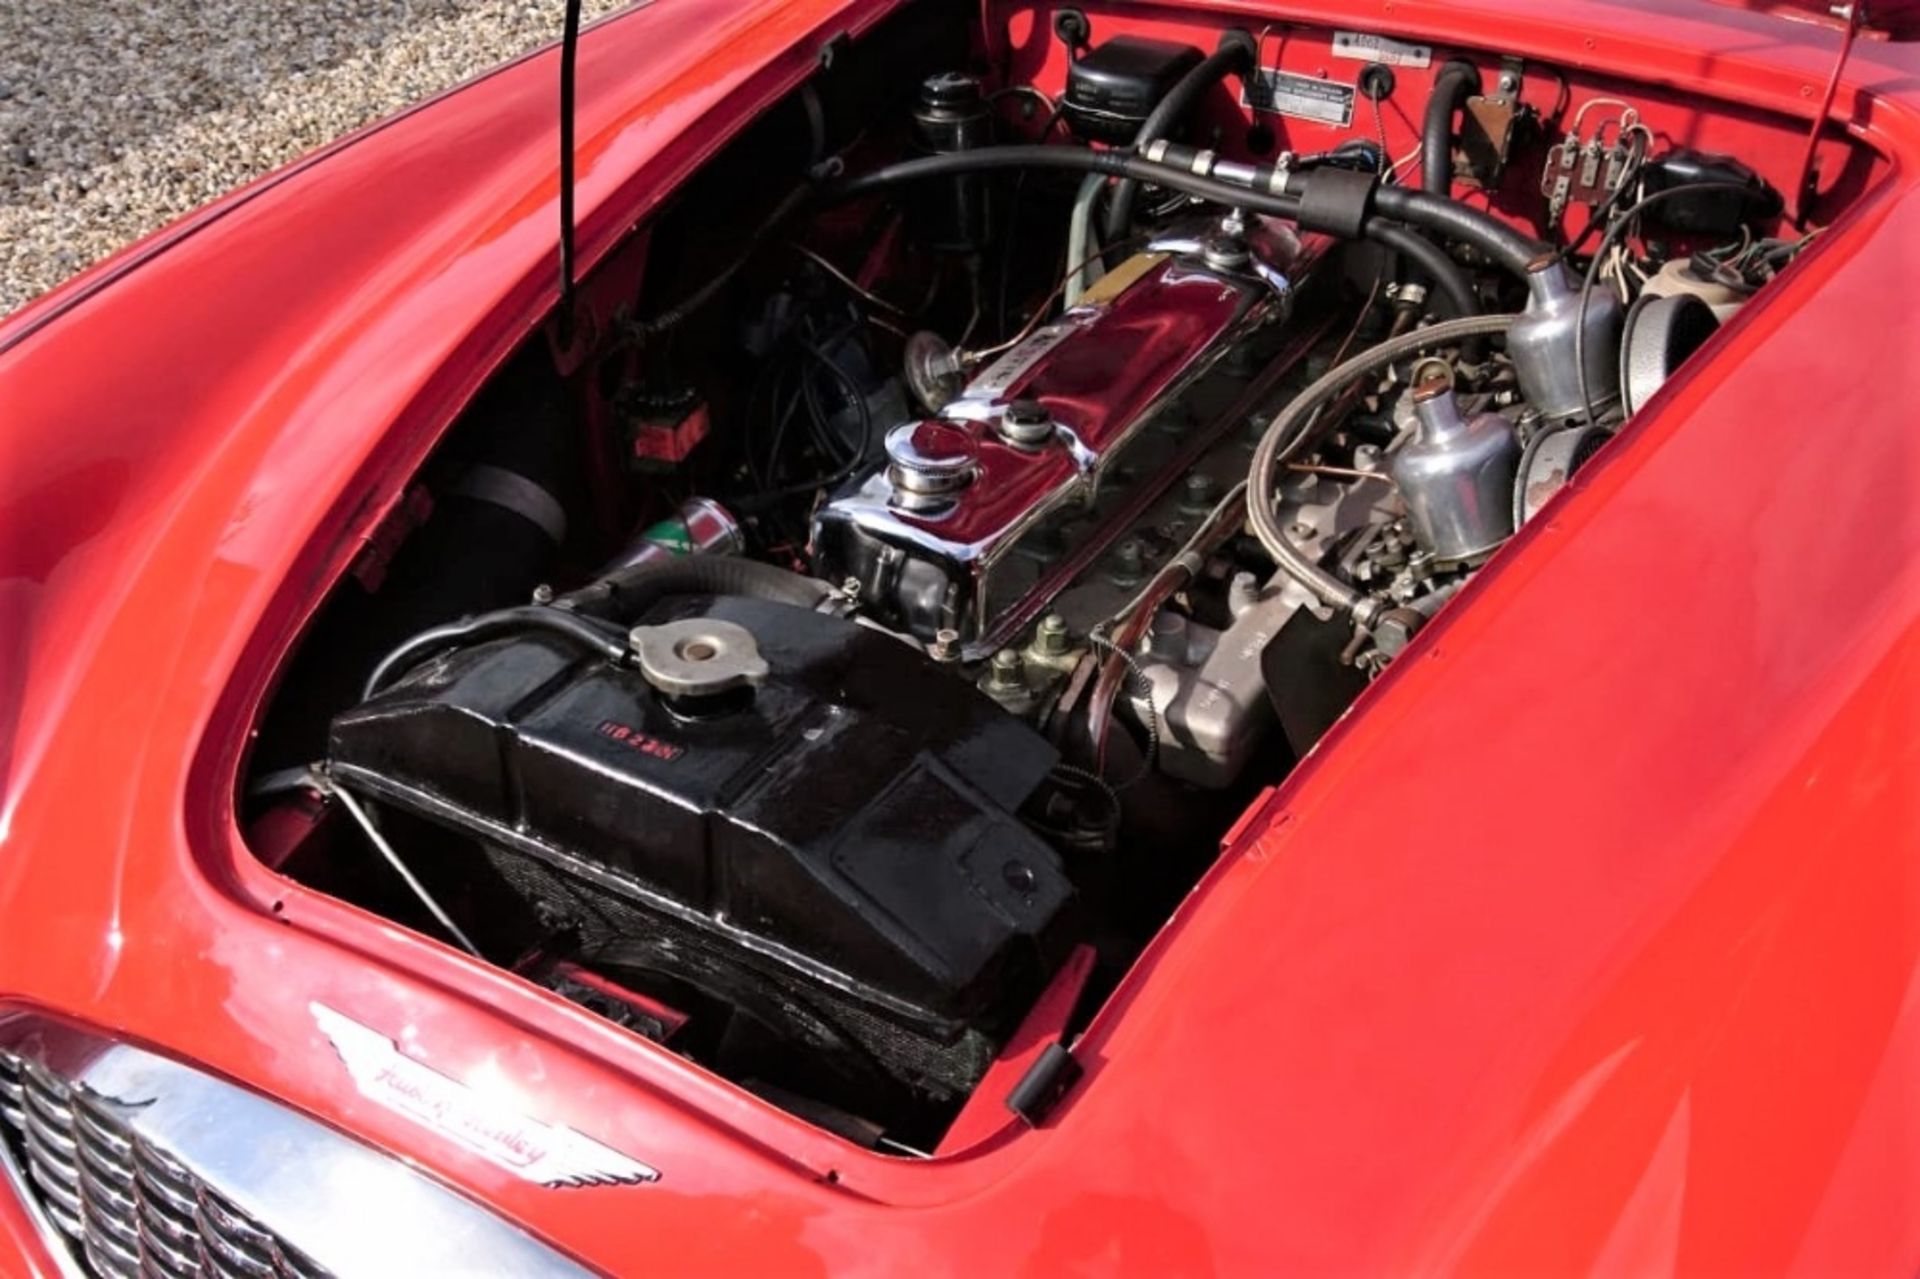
[0, 0, 628, 317]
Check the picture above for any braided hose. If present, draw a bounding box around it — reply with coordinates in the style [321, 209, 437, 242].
[1246, 312, 1519, 621]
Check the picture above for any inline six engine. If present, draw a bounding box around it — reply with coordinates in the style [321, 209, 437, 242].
[243, 3, 1828, 1151]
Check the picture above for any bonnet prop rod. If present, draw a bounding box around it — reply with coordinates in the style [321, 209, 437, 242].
[557, 0, 584, 340]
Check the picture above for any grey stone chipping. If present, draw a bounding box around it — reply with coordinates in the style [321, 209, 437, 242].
[1, 0, 630, 317]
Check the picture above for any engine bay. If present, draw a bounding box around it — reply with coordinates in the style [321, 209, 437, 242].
[240, 1, 1873, 1154]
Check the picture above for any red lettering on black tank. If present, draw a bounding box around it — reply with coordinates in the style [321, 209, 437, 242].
[595, 719, 685, 761]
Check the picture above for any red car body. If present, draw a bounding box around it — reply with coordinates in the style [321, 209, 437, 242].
[2, 0, 1917, 1273]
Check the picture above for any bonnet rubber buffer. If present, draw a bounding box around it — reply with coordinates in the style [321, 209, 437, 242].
[1005, 1041, 1084, 1127]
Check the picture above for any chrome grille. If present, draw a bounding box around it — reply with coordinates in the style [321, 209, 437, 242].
[0, 1048, 327, 1279]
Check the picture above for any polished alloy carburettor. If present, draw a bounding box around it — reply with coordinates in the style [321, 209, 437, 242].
[1389, 367, 1523, 562]
[1508, 256, 1626, 420]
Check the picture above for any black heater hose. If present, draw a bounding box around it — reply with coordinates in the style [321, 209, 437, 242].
[1103, 32, 1257, 247]
[1364, 218, 1478, 316]
[828, 146, 1549, 285]
[562, 553, 835, 621]
[1369, 185, 1542, 276]
[832, 145, 1284, 220]
[636, 138, 1547, 340]
[1421, 59, 1481, 196]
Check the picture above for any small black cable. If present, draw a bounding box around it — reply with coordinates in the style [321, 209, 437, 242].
[1573, 180, 1754, 425]
[1087, 632, 1160, 789]
[363, 605, 629, 700]
[631, 184, 815, 338]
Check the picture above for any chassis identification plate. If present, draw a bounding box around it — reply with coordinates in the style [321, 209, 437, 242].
[1244, 69, 1356, 127]
[1331, 31, 1433, 68]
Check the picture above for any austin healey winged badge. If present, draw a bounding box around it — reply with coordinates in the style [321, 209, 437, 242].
[312, 1002, 660, 1187]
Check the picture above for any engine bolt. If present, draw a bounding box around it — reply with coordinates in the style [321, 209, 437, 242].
[1035, 613, 1071, 656]
[981, 647, 1040, 715]
[998, 399, 1055, 449]
[1290, 520, 1316, 541]
[531, 583, 555, 605]
[929, 628, 961, 662]
[1180, 472, 1219, 512]
[1110, 538, 1148, 587]
[1143, 611, 1189, 660]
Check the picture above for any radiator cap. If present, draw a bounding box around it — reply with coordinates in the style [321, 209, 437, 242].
[628, 618, 768, 698]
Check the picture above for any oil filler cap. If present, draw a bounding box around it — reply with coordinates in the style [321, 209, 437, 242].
[628, 618, 769, 699]
[886, 422, 975, 512]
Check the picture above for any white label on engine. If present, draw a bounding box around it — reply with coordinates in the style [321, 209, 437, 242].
[1244, 69, 1356, 127]
[1331, 31, 1433, 68]
[965, 319, 1084, 400]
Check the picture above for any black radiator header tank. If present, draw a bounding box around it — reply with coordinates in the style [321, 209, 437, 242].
[328, 594, 1072, 1032]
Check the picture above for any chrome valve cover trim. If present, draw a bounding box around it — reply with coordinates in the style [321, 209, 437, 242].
[812, 221, 1316, 649]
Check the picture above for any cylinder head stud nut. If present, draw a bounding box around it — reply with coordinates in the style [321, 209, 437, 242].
[1035, 613, 1071, 657]
[1025, 612, 1080, 678]
[1202, 217, 1252, 272]
[981, 648, 1039, 715]
[1109, 537, 1148, 587]
[997, 399, 1056, 449]
[1179, 472, 1220, 513]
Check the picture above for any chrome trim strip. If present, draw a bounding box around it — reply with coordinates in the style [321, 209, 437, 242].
[0, 1023, 592, 1277]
